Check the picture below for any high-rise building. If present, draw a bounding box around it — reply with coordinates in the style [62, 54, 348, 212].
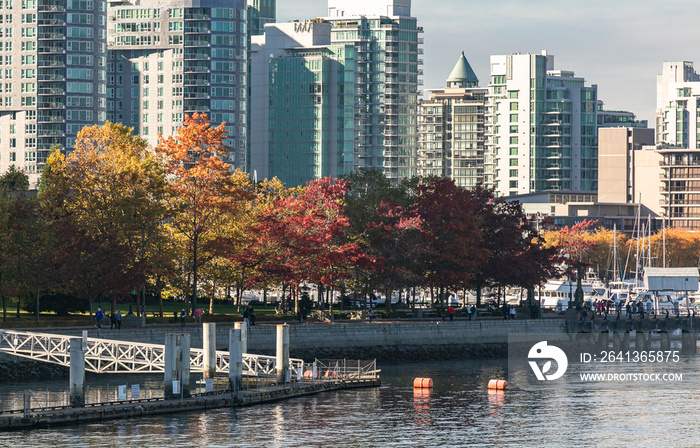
[598, 127, 655, 204]
[485, 51, 598, 196]
[246, 0, 274, 37]
[417, 52, 487, 187]
[107, 0, 248, 169]
[325, 0, 422, 183]
[0, 0, 108, 184]
[249, 21, 357, 186]
[655, 61, 700, 149]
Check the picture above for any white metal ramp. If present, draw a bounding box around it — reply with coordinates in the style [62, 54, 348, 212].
[0, 330, 304, 376]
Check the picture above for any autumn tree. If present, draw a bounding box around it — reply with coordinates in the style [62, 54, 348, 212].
[342, 170, 419, 311]
[469, 186, 557, 306]
[40, 122, 170, 315]
[156, 113, 251, 312]
[252, 178, 364, 313]
[413, 178, 484, 307]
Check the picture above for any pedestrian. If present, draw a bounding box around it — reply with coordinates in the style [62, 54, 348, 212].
[469, 305, 476, 321]
[115, 310, 122, 330]
[243, 306, 250, 328]
[503, 305, 509, 320]
[193, 307, 202, 324]
[110, 312, 117, 330]
[95, 307, 104, 329]
[368, 307, 374, 323]
[509, 306, 516, 320]
[626, 303, 632, 319]
[249, 306, 256, 326]
[448, 305, 455, 321]
[180, 309, 186, 327]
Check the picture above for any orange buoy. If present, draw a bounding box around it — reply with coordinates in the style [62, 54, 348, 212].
[487, 379, 507, 390]
[413, 377, 433, 389]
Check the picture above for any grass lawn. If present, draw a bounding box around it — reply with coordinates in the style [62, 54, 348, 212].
[0, 299, 288, 328]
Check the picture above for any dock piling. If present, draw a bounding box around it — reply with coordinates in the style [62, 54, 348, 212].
[164, 334, 191, 399]
[203, 323, 216, 380]
[234, 322, 248, 354]
[229, 328, 243, 398]
[69, 337, 85, 407]
[276, 324, 289, 384]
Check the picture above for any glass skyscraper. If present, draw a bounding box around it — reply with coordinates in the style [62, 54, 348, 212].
[107, 0, 248, 169]
[325, 0, 422, 183]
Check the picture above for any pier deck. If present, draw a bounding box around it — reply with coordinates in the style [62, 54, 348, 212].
[0, 378, 380, 430]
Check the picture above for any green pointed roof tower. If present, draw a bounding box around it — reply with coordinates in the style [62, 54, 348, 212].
[446, 51, 479, 88]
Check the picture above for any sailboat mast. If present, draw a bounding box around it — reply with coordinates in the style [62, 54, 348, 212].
[663, 216, 666, 268]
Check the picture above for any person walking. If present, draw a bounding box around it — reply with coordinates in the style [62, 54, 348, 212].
[368, 307, 374, 323]
[115, 310, 122, 330]
[193, 307, 202, 324]
[242, 306, 250, 327]
[110, 312, 117, 330]
[448, 305, 455, 321]
[180, 309, 186, 327]
[95, 307, 104, 329]
[469, 305, 476, 321]
[509, 306, 516, 320]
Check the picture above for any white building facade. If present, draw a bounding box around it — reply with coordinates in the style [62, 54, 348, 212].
[485, 51, 598, 197]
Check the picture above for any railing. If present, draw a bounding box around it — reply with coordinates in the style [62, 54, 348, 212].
[0, 330, 304, 377]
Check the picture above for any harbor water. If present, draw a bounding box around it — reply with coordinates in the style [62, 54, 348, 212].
[0, 357, 697, 447]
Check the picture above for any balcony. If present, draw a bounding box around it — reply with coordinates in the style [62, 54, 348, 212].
[38, 4, 65, 11]
[37, 87, 65, 95]
[38, 46, 65, 54]
[38, 18, 65, 26]
[184, 27, 210, 34]
[38, 32, 65, 40]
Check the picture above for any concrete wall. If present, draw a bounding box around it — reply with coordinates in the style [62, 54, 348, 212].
[22, 320, 565, 354]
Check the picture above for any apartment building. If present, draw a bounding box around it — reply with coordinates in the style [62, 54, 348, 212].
[417, 52, 486, 187]
[485, 51, 598, 196]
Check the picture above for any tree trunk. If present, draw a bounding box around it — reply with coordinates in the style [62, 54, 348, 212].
[385, 286, 391, 313]
[209, 278, 216, 315]
[138, 226, 146, 317]
[192, 233, 198, 313]
[35, 285, 40, 324]
[476, 283, 482, 307]
[158, 286, 164, 318]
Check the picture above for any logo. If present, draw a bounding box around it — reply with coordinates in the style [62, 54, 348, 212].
[528, 341, 568, 381]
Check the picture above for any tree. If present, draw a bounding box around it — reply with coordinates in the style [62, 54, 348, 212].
[0, 168, 30, 321]
[468, 186, 557, 306]
[413, 178, 484, 307]
[342, 170, 418, 311]
[0, 165, 29, 193]
[9, 196, 64, 323]
[253, 178, 364, 313]
[40, 122, 170, 315]
[156, 113, 251, 312]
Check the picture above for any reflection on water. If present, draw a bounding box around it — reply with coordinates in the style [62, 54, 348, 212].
[0, 358, 697, 447]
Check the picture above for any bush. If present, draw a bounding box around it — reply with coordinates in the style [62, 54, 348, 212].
[22, 293, 90, 316]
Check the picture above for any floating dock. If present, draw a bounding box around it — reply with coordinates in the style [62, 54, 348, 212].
[0, 378, 380, 430]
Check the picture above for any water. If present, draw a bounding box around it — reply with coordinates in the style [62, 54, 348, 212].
[0, 358, 696, 447]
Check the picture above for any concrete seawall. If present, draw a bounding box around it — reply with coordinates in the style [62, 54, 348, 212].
[6, 319, 566, 354]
